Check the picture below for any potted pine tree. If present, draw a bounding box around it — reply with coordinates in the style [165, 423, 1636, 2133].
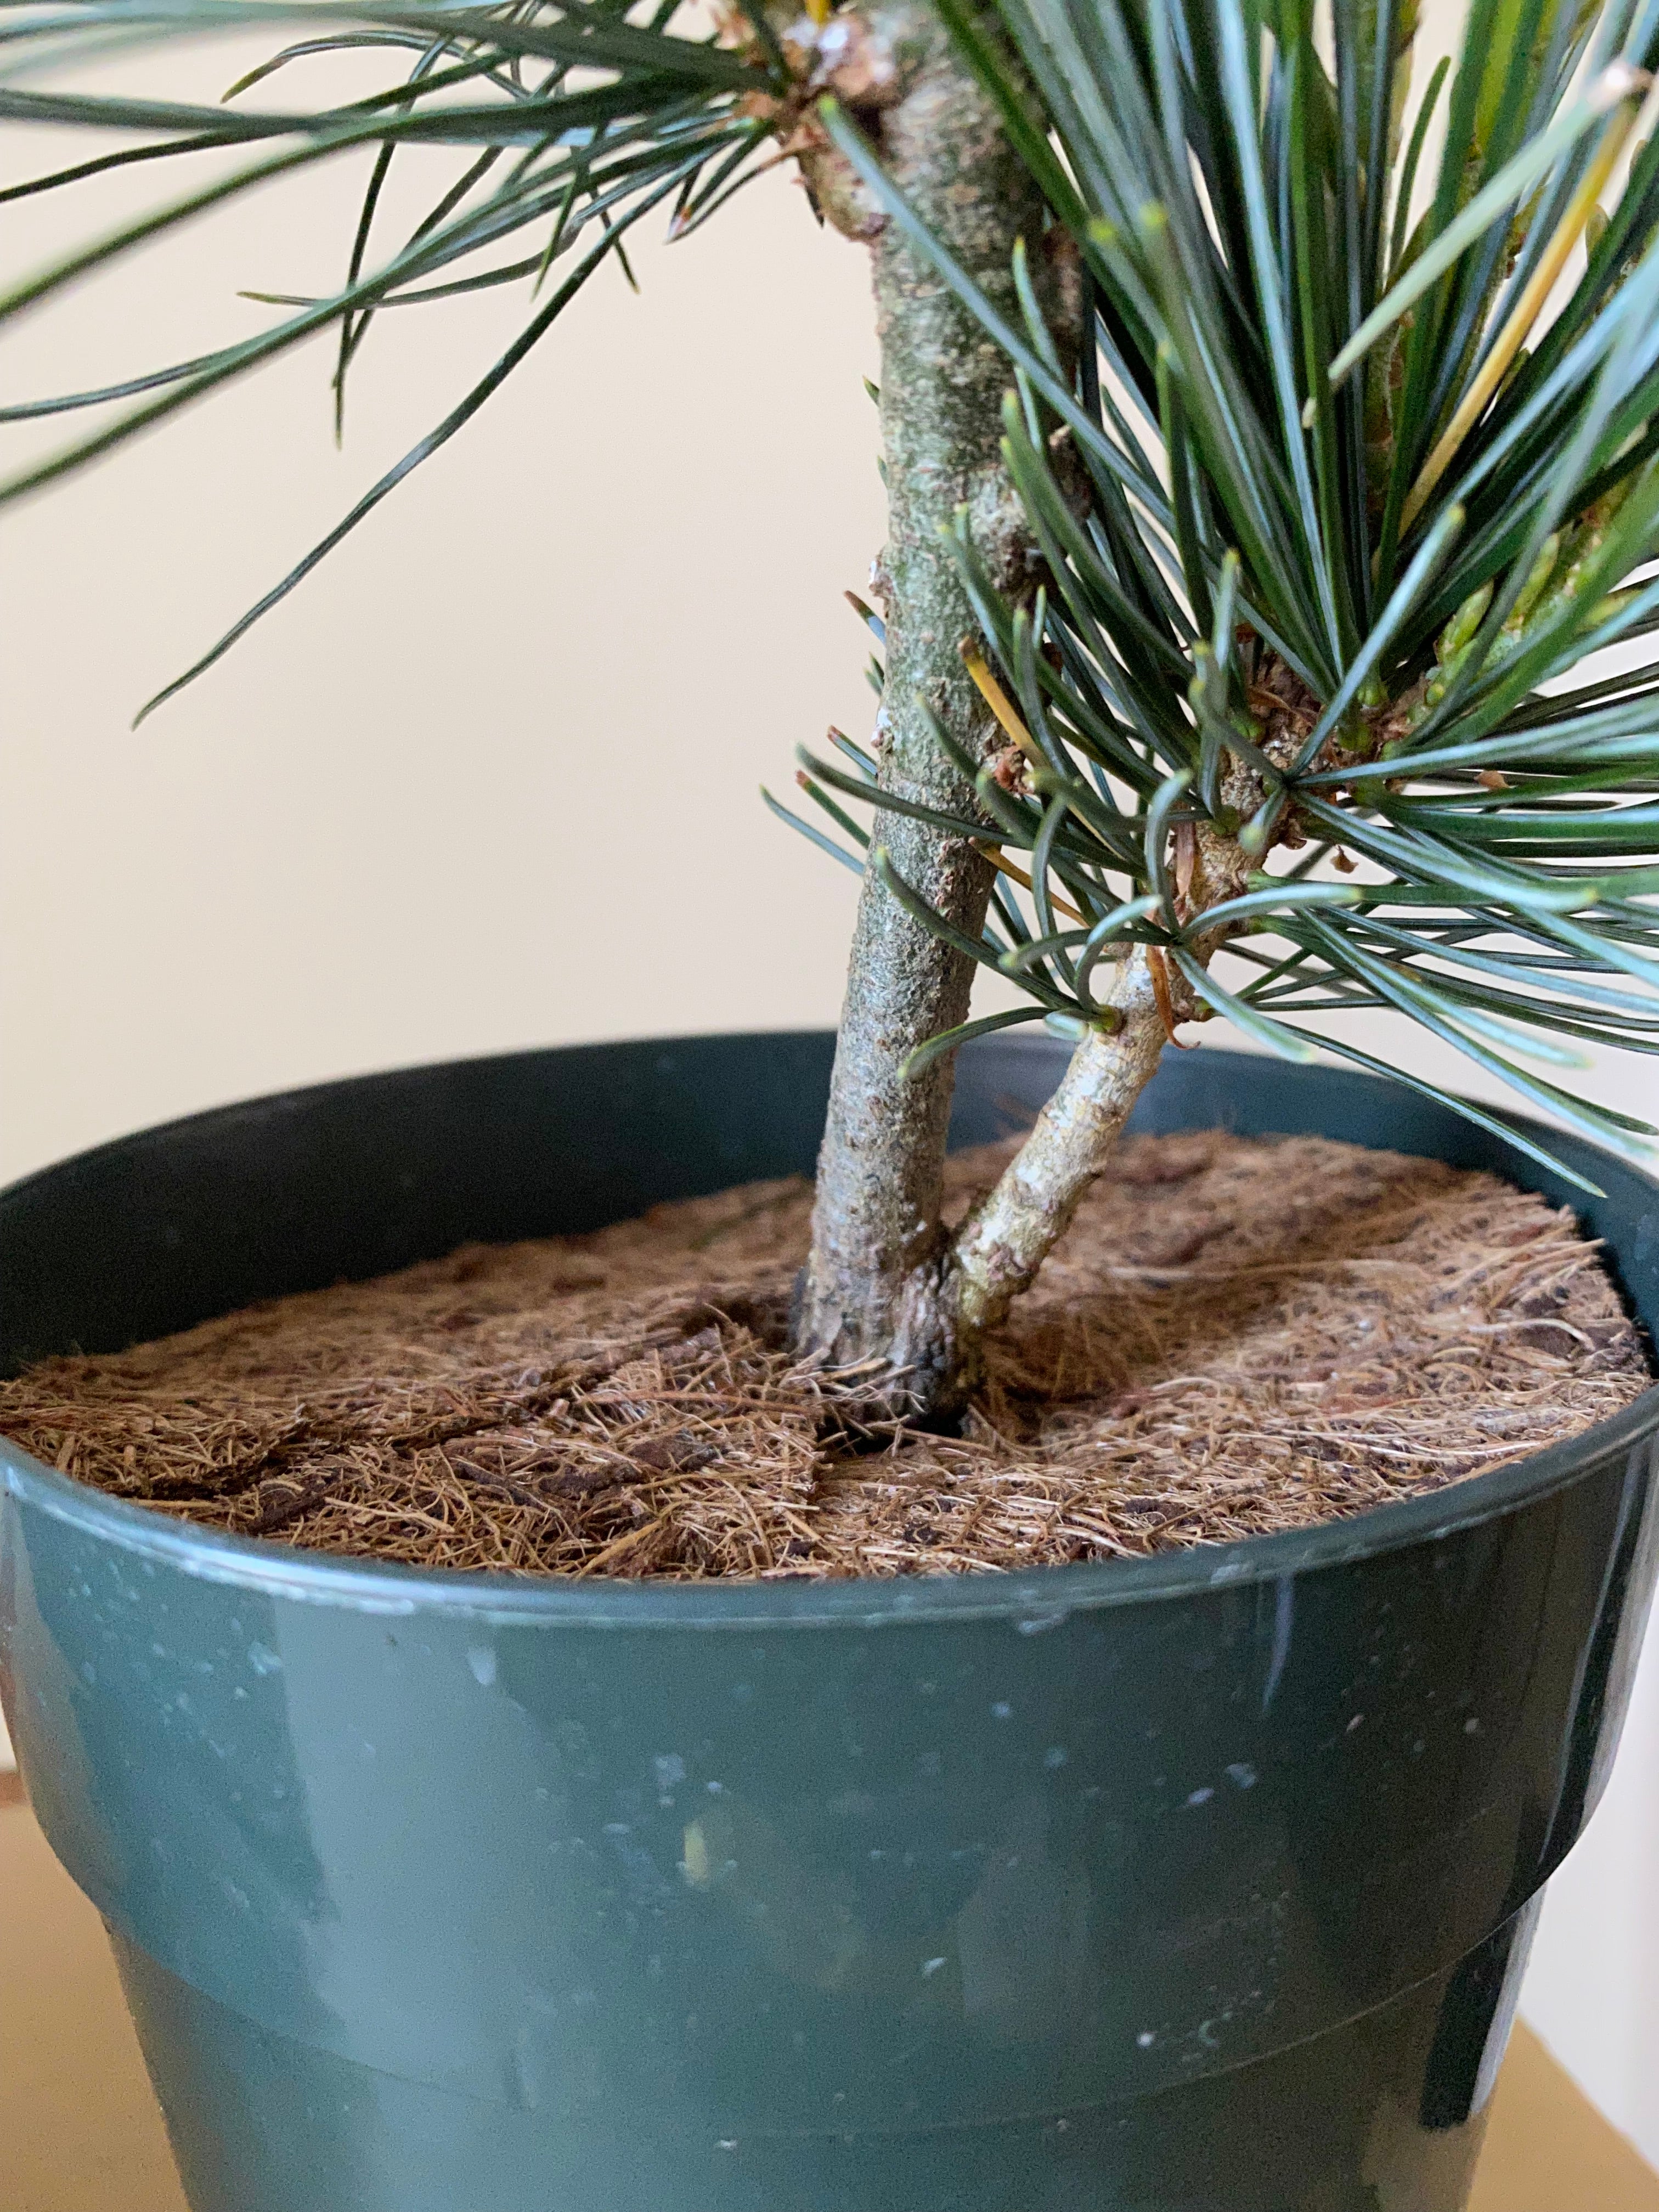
[2, 0, 1658, 2205]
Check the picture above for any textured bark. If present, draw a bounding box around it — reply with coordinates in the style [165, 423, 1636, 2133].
[950, 951, 1168, 1355]
[793, 0, 1076, 1413]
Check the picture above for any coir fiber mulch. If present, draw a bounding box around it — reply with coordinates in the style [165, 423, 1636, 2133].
[2, 1129, 1649, 1579]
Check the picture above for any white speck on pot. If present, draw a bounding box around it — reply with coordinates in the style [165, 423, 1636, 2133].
[1225, 1762, 1257, 1788]
[654, 1753, 686, 1793]
[1187, 1786, 1214, 1806]
[991, 1701, 1012, 1719]
[1137, 2030, 1156, 2048]
[246, 1642, 281, 1677]
[922, 1956, 947, 1977]
[682, 1821, 711, 1887]
[1044, 1746, 1068, 1768]
[1464, 1717, 1481, 1734]
[1346, 1713, 1364, 1732]
[467, 1645, 498, 1686]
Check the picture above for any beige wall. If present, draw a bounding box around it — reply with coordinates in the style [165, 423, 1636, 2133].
[0, 16, 1654, 2163]
[1, 113, 880, 1184]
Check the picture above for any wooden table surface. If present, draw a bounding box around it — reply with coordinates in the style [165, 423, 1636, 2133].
[3, 1779, 1656, 2212]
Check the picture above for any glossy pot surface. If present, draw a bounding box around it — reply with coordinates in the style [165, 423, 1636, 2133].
[2, 1036, 1656, 2211]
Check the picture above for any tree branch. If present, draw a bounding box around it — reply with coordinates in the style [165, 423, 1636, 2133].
[950, 949, 1169, 1353]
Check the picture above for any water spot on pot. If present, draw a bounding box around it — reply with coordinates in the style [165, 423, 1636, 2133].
[654, 1753, 686, 1796]
[223, 1880, 249, 1911]
[1464, 1716, 1481, 1735]
[1044, 1746, 1068, 1768]
[1225, 1763, 1257, 1790]
[1186, 1786, 1214, 1807]
[246, 1642, 281, 1677]
[1016, 1609, 1069, 1635]
[716, 2140, 738, 2152]
[991, 1701, 1012, 1719]
[233, 1686, 248, 1702]
[921, 1956, 947, 1977]
[80, 1661, 95, 1686]
[706, 1779, 724, 1794]
[467, 1645, 498, 1687]
[1346, 1713, 1364, 1732]
[1136, 2030, 1156, 2047]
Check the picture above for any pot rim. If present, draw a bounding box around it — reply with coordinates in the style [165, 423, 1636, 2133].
[3, 1046, 1656, 1629]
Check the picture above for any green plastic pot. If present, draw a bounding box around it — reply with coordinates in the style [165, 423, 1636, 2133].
[2, 1036, 1655, 2212]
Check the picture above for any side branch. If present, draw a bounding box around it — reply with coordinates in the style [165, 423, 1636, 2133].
[950, 950, 1168, 1346]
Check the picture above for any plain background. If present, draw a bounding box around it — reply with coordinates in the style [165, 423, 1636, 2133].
[0, 2, 1654, 2165]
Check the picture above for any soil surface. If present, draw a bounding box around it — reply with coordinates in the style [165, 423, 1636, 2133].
[2, 1130, 1649, 1579]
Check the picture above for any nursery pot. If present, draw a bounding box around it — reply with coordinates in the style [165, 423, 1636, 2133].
[2, 1035, 1656, 2212]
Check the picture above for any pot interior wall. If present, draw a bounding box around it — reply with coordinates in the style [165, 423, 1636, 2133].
[3, 1034, 1656, 1370]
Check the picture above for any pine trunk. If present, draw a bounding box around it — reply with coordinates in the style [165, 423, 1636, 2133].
[792, 0, 1078, 1415]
